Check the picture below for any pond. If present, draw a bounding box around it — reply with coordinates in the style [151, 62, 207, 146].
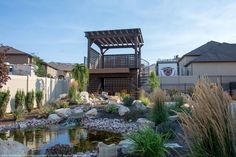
[0, 124, 122, 156]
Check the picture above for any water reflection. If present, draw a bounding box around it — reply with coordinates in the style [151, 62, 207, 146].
[0, 126, 122, 155]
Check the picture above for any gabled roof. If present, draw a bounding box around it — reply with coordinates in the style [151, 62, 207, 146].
[85, 28, 144, 49]
[0, 45, 33, 57]
[184, 41, 236, 66]
[48, 62, 75, 72]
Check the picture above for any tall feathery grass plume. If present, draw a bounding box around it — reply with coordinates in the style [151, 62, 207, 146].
[178, 78, 236, 157]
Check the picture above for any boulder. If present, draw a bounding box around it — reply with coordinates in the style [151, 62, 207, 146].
[55, 108, 72, 118]
[132, 100, 147, 111]
[59, 93, 68, 99]
[137, 118, 155, 128]
[0, 139, 29, 157]
[168, 115, 179, 121]
[80, 91, 90, 104]
[118, 105, 130, 116]
[72, 107, 84, 114]
[19, 123, 27, 129]
[109, 96, 121, 103]
[118, 139, 134, 155]
[48, 114, 62, 121]
[101, 92, 109, 99]
[85, 108, 98, 116]
[97, 142, 118, 157]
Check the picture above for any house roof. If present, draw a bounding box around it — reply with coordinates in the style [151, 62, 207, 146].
[182, 41, 236, 66]
[0, 45, 33, 57]
[85, 28, 144, 49]
[48, 62, 75, 72]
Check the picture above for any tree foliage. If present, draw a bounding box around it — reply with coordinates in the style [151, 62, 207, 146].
[148, 71, 159, 92]
[0, 49, 10, 88]
[71, 64, 89, 91]
[33, 55, 47, 77]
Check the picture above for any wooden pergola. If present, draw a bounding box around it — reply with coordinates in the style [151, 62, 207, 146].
[85, 28, 144, 68]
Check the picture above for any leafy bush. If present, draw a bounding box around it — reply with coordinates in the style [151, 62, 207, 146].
[127, 127, 168, 157]
[123, 95, 135, 106]
[179, 78, 236, 157]
[13, 106, 24, 121]
[15, 90, 25, 110]
[139, 90, 150, 106]
[150, 88, 168, 125]
[149, 71, 160, 92]
[35, 90, 43, 108]
[0, 90, 10, 118]
[71, 64, 89, 92]
[120, 90, 130, 98]
[106, 104, 118, 113]
[25, 90, 35, 112]
[68, 81, 78, 103]
[45, 144, 73, 157]
[39, 105, 54, 118]
[59, 102, 69, 108]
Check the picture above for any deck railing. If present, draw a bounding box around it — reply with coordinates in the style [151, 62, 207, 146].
[103, 54, 137, 68]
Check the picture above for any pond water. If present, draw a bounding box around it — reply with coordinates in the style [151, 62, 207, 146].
[0, 124, 122, 156]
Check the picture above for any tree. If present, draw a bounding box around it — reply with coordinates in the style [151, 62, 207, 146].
[33, 55, 47, 77]
[148, 71, 159, 92]
[71, 64, 89, 91]
[0, 49, 10, 88]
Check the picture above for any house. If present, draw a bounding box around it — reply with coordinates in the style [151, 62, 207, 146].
[0, 45, 58, 77]
[48, 62, 74, 78]
[0, 45, 34, 64]
[179, 41, 236, 76]
[85, 28, 149, 97]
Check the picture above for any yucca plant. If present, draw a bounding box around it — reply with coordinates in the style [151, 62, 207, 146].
[15, 90, 25, 109]
[178, 78, 236, 157]
[0, 90, 10, 118]
[25, 90, 35, 112]
[36, 90, 43, 108]
[150, 88, 168, 125]
[127, 127, 168, 157]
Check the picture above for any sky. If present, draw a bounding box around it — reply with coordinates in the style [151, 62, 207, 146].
[1, 0, 236, 64]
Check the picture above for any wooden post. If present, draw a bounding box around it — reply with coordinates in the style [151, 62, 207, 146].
[87, 39, 91, 69]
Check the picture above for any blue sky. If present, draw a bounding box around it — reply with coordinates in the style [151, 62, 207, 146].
[1, 0, 236, 64]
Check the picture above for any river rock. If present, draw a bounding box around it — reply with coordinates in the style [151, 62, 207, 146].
[73, 107, 84, 114]
[137, 118, 155, 128]
[0, 139, 29, 157]
[80, 91, 90, 104]
[118, 139, 134, 155]
[101, 92, 109, 99]
[48, 114, 62, 121]
[109, 96, 121, 103]
[168, 115, 179, 121]
[97, 142, 117, 157]
[55, 108, 72, 118]
[118, 105, 130, 116]
[85, 108, 98, 116]
[132, 100, 147, 111]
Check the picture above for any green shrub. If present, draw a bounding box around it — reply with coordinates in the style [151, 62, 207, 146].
[59, 102, 69, 108]
[0, 90, 10, 118]
[150, 88, 168, 125]
[166, 88, 181, 99]
[175, 96, 184, 108]
[13, 106, 24, 121]
[39, 105, 54, 118]
[139, 90, 150, 106]
[68, 81, 78, 103]
[106, 104, 118, 113]
[15, 90, 25, 110]
[149, 71, 160, 92]
[123, 96, 135, 106]
[35, 90, 43, 108]
[25, 90, 35, 112]
[127, 127, 168, 157]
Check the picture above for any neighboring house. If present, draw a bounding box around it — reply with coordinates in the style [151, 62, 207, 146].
[85, 28, 149, 97]
[179, 41, 236, 76]
[0, 45, 33, 64]
[48, 62, 74, 78]
[0, 45, 58, 77]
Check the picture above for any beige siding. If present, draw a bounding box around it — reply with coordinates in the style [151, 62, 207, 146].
[46, 66, 58, 77]
[5, 55, 30, 64]
[179, 56, 198, 75]
[192, 62, 236, 76]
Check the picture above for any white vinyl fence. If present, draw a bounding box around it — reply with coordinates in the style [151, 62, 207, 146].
[1, 75, 70, 113]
